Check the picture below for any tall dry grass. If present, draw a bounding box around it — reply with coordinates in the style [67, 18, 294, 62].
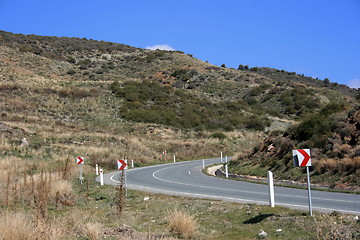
[81, 222, 103, 240]
[0, 212, 41, 240]
[167, 209, 197, 239]
[315, 157, 360, 173]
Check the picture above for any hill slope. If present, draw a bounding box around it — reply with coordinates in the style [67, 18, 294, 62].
[230, 104, 360, 191]
[0, 30, 358, 180]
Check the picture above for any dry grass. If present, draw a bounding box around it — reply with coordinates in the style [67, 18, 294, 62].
[82, 222, 103, 240]
[315, 158, 338, 173]
[314, 214, 359, 240]
[315, 157, 360, 173]
[0, 212, 40, 240]
[167, 209, 197, 239]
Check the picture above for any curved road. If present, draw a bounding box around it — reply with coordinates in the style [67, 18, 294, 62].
[98, 158, 360, 215]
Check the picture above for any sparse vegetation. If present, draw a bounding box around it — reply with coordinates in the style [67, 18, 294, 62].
[111, 80, 270, 131]
[231, 104, 360, 190]
[167, 209, 197, 239]
[0, 30, 359, 239]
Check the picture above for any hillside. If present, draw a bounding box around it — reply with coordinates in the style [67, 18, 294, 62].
[0, 30, 358, 179]
[1, 30, 357, 131]
[1, 31, 359, 239]
[230, 104, 360, 191]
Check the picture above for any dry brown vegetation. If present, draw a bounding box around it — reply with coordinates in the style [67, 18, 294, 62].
[0, 30, 359, 239]
[167, 209, 198, 239]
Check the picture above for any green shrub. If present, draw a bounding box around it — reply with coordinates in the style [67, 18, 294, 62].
[110, 80, 253, 131]
[66, 69, 76, 75]
[287, 103, 345, 147]
[209, 132, 227, 140]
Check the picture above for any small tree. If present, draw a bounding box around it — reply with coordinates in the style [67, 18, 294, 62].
[221, 64, 226, 68]
[324, 78, 330, 85]
[238, 64, 244, 70]
[244, 65, 249, 70]
[356, 91, 360, 101]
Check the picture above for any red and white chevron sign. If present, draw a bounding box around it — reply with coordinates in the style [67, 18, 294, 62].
[162, 151, 167, 155]
[117, 159, 128, 170]
[293, 149, 311, 167]
[76, 156, 84, 165]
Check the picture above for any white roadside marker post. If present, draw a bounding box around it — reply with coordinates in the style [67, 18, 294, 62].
[202, 159, 205, 169]
[95, 164, 99, 176]
[100, 169, 104, 186]
[220, 152, 223, 163]
[131, 160, 134, 168]
[267, 171, 275, 207]
[225, 155, 228, 163]
[225, 164, 229, 178]
[173, 155, 176, 163]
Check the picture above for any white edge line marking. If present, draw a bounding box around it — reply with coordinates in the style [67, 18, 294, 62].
[151, 166, 360, 204]
[108, 174, 360, 215]
[126, 184, 360, 215]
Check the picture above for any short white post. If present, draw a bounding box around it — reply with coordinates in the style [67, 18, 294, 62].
[267, 171, 275, 207]
[131, 160, 134, 168]
[100, 169, 104, 186]
[220, 152, 223, 163]
[95, 164, 99, 175]
[225, 155, 228, 163]
[202, 159, 205, 169]
[173, 155, 176, 163]
[225, 164, 229, 178]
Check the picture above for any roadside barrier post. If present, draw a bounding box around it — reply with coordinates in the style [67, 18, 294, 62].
[220, 152, 223, 163]
[202, 159, 205, 169]
[95, 164, 99, 175]
[267, 171, 275, 207]
[225, 164, 229, 178]
[100, 169, 104, 186]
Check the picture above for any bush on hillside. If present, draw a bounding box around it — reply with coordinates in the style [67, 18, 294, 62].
[110, 80, 268, 131]
[287, 102, 345, 147]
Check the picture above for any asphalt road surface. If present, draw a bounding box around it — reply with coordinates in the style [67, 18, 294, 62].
[98, 157, 360, 215]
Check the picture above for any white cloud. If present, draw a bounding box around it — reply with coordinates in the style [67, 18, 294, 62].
[145, 44, 175, 51]
[348, 78, 360, 89]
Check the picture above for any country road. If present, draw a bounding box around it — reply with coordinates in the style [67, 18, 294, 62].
[97, 157, 360, 215]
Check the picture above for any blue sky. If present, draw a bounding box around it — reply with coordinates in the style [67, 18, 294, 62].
[1, 0, 359, 88]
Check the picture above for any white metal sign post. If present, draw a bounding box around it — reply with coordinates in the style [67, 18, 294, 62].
[76, 157, 85, 184]
[293, 149, 312, 216]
